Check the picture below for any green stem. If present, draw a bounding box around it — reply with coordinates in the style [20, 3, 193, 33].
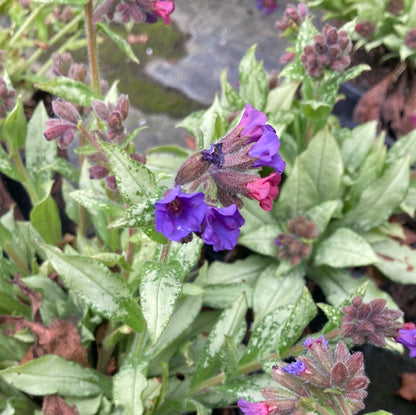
[21, 13, 83, 75]
[9, 5, 45, 47]
[97, 320, 116, 374]
[84, 0, 101, 94]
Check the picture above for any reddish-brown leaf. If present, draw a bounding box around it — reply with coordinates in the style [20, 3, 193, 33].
[42, 394, 79, 415]
[397, 372, 416, 402]
[11, 276, 43, 321]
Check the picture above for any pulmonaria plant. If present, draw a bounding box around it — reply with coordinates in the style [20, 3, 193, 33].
[255, 0, 278, 15]
[0, 77, 15, 119]
[239, 336, 369, 415]
[154, 103, 285, 251]
[276, 3, 308, 34]
[301, 24, 352, 78]
[396, 322, 416, 357]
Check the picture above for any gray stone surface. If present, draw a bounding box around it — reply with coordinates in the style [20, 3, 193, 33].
[145, 0, 292, 105]
[131, 0, 294, 151]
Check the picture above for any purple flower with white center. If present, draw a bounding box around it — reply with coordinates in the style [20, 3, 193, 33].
[248, 124, 286, 174]
[237, 398, 271, 415]
[201, 142, 224, 168]
[237, 103, 267, 143]
[282, 359, 306, 375]
[201, 204, 245, 251]
[154, 186, 207, 241]
[396, 322, 416, 358]
[303, 335, 328, 349]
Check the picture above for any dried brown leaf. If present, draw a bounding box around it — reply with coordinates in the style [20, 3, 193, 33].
[42, 394, 79, 415]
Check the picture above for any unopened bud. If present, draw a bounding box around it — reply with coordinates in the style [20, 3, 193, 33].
[52, 99, 80, 124]
[174, 152, 210, 185]
[68, 63, 88, 82]
[92, 100, 109, 121]
[116, 94, 129, 120]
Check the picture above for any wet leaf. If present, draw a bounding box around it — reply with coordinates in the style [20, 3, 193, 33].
[140, 261, 184, 344]
[40, 244, 144, 332]
[0, 354, 112, 398]
[3, 96, 27, 156]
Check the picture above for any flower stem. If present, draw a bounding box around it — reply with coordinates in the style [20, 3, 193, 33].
[84, 0, 101, 95]
[159, 241, 172, 263]
[10, 5, 45, 47]
[11, 153, 40, 205]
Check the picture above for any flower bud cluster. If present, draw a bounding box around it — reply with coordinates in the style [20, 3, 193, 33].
[275, 3, 308, 34]
[95, 0, 175, 25]
[44, 99, 80, 149]
[255, 0, 278, 15]
[92, 94, 129, 141]
[354, 21, 375, 39]
[0, 77, 15, 119]
[301, 24, 352, 78]
[51, 53, 88, 83]
[275, 216, 318, 266]
[342, 296, 403, 346]
[154, 104, 286, 251]
[239, 337, 369, 414]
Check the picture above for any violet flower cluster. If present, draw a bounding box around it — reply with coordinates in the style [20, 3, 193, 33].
[94, 0, 175, 25]
[154, 104, 285, 251]
[238, 336, 369, 415]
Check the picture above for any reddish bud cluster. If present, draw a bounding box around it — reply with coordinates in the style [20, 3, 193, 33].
[342, 296, 403, 346]
[301, 24, 352, 78]
[275, 216, 318, 265]
[355, 21, 375, 39]
[275, 2, 308, 33]
[52, 53, 88, 83]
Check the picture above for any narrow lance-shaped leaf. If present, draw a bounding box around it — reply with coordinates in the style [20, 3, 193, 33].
[113, 360, 147, 415]
[35, 77, 103, 107]
[100, 142, 156, 205]
[97, 23, 139, 64]
[140, 260, 184, 344]
[40, 244, 144, 332]
[191, 293, 247, 391]
[0, 355, 112, 398]
[3, 96, 27, 156]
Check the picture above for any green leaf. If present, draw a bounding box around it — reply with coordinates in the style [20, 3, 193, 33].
[191, 293, 247, 391]
[49, 157, 80, 183]
[337, 156, 410, 232]
[140, 261, 184, 344]
[275, 158, 320, 221]
[278, 287, 317, 355]
[305, 200, 341, 233]
[3, 96, 27, 156]
[25, 102, 57, 195]
[265, 81, 299, 114]
[238, 45, 269, 111]
[220, 69, 245, 111]
[300, 128, 343, 201]
[70, 189, 125, 216]
[203, 282, 253, 309]
[152, 295, 202, 357]
[0, 145, 23, 182]
[372, 237, 416, 284]
[30, 195, 62, 245]
[363, 411, 393, 415]
[238, 224, 281, 257]
[314, 228, 378, 267]
[35, 77, 102, 106]
[113, 360, 147, 415]
[300, 100, 332, 120]
[0, 354, 112, 397]
[97, 23, 139, 64]
[341, 121, 377, 172]
[40, 244, 144, 332]
[100, 142, 156, 205]
[386, 128, 416, 166]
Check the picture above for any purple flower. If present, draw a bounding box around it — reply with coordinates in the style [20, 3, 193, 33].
[201, 205, 245, 251]
[201, 142, 224, 168]
[396, 323, 416, 358]
[155, 186, 207, 241]
[248, 125, 286, 174]
[255, 0, 277, 15]
[303, 335, 328, 349]
[237, 103, 267, 143]
[282, 359, 306, 375]
[237, 398, 271, 415]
